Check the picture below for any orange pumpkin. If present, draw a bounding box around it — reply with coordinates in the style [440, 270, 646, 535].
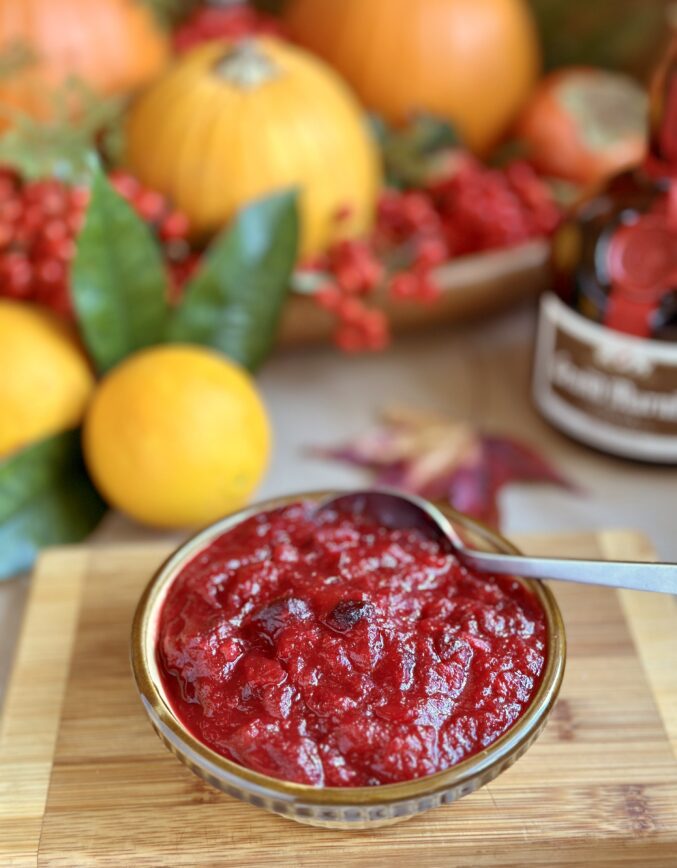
[283, 0, 541, 155]
[0, 0, 170, 128]
[125, 38, 381, 257]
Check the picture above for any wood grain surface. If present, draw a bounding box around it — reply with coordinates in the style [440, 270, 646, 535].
[1, 532, 677, 867]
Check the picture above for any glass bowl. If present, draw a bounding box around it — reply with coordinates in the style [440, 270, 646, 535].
[131, 491, 566, 830]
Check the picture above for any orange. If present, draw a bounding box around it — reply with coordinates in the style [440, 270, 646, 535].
[284, 0, 541, 155]
[83, 344, 271, 528]
[0, 300, 94, 458]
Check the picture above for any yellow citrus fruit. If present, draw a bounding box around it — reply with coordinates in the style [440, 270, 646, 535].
[83, 344, 271, 529]
[0, 300, 94, 458]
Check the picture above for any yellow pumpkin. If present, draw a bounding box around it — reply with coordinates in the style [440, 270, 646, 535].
[125, 38, 381, 257]
[0, 0, 170, 129]
[284, 0, 541, 155]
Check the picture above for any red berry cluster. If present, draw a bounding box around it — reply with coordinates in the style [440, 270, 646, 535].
[376, 191, 448, 303]
[301, 234, 389, 352]
[302, 155, 561, 352]
[0, 170, 86, 316]
[429, 157, 562, 255]
[0, 167, 196, 317]
[174, 3, 285, 53]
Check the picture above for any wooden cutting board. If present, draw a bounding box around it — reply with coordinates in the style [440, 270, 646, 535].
[1, 531, 677, 867]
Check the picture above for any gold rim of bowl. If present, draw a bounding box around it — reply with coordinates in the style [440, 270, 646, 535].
[131, 490, 566, 808]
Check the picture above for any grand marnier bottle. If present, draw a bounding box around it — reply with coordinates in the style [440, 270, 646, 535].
[533, 38, 677, 462]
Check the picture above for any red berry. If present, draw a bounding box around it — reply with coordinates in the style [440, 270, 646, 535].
[36, 259, 65, 287]
[334, 324, 365, 353]
[389, 272, 418, 300]
[668, 182, 677, 232]
[109, 172, 140, 199]
[336, 296, 368, 324]
[174, 5, 285, 53]
[0, 221, 14, 248]
[334, 308, 390, 353]
[159, 211, 190, 241]
[2, 253, 32, 294]
[315, 285, 342, 311]
[70, 187, 90, 209]
[360, 309, 389, 349]
[2, 200, 21, 225]
[415, 272, 442, 303]
[0, 165, 197, 318]
[41, 218, 69, 245]
[134, 189, 166, 222]
[414, 237, 448, 268]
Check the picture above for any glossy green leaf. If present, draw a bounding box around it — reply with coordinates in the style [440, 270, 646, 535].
[0, 431, 107, 580]
[71, 167, 169, 373]
[167, 190, 299, 371]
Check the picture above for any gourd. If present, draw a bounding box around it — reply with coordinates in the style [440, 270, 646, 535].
[283, 0, 541, 155]
[125, 38, 381, 257]
[0, 0, 170, 127]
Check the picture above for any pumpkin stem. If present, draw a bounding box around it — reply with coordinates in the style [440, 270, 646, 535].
[214, 39, 280, 90]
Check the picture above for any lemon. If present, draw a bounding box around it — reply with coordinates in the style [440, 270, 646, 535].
[0, 301, 94, 458]
[83, 344, 271, 528]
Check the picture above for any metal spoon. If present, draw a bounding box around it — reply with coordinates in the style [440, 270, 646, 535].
[319, 488, 677, 595]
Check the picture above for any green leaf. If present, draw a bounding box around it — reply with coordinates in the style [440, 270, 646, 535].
[0, 78, 126, 183]
[71, 167, 170, 373]
[167, 190, 299, 371]
[0, 431, 107, 580]
[371, 111, 461, 188]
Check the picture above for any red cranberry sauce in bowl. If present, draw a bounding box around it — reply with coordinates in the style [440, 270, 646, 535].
[157, 501, 548, 788]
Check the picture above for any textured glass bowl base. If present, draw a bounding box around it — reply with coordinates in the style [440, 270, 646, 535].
[147, 708, 549, 830]
[132, 492, 566, 830]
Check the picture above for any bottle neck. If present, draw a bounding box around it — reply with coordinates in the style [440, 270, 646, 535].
[646, 37, 677, 178]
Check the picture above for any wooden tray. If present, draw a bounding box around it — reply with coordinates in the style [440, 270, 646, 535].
[278, 240, 550, 345]
[1, 530, 677, 866]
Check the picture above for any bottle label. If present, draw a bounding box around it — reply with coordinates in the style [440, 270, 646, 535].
[533, 293, 677, 462]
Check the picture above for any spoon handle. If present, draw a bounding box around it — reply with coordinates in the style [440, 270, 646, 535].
[461, 550, 676, 594]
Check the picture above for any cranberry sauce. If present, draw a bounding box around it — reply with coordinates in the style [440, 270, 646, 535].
[157, 502, 547, 787]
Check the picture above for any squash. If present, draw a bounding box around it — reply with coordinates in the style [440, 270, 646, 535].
[0, 0, 170, 128]
[283, 0, 541, 155]
[125, 38, 381, 257]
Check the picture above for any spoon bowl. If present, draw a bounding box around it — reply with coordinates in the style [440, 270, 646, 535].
[319, 488, 460, 547]
[320, 489, 677, 595]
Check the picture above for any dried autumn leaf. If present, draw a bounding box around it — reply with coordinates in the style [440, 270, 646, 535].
[313, 406, 576, 528]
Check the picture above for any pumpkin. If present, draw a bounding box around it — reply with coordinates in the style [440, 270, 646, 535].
[283, 0, 541, 155]
[125, 38, 381, 257]
[516, 68, 648, 187]
[0, 0, 170, 128]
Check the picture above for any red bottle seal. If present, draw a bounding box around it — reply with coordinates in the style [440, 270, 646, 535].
[605, 210, 677, 337]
